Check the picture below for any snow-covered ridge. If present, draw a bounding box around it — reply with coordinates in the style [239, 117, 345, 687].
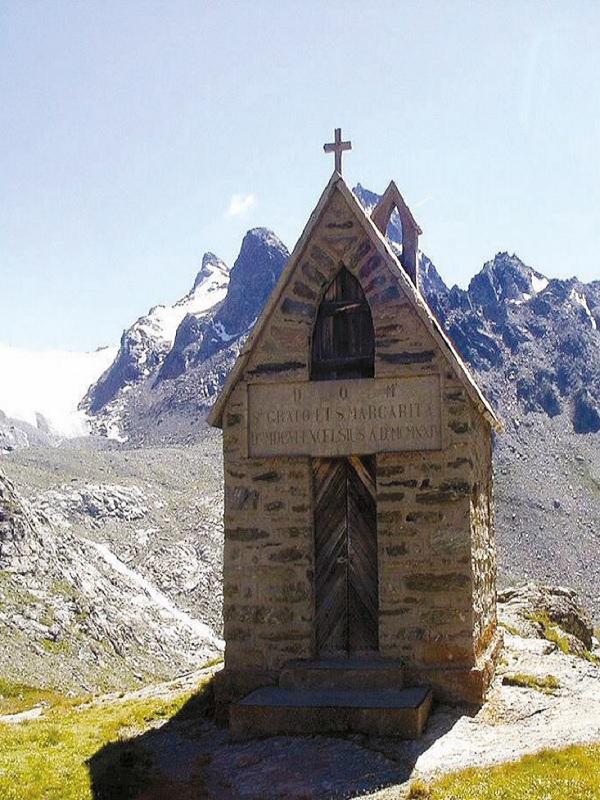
[136, 253, 229, 346]
[0, 343, 117, 436]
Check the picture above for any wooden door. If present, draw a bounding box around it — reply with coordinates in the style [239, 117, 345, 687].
[313, 455, 378, 655]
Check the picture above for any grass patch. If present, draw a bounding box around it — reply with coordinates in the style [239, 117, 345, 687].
[498, 621, 520, 636]
[527, 611, 599, 663]
[40, 638, 72, 655]
[421, 743, 600, 799]
[50, 579, 80, 599]
[502, 672, 560, 694]
[408, 778, 432, 798]
[0, 677, 212, 800]
[203, 655, 224, 669]
[0, 679, 80, 716]
[39, 607, 56, 628]
[583, 649, 600, 665]
[527, 611, 572, 654]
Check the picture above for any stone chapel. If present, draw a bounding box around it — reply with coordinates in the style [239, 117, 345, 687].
[209, 138, 502, 739]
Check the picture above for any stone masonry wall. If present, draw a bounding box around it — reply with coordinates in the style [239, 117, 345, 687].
[222, 383, 314, 672]
[470, 412, 497, 655]
[220, 186, 496, 685]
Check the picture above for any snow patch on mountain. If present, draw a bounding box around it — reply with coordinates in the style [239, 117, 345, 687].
[90, 540, 223, 647]
[0, 343, 117, 437]
[531, 273, 549, 294]
[82, 253, 230, 423]
[136, 254, 229, 348]
[571, 288, 597, 330]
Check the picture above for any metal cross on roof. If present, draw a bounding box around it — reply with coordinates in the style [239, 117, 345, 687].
[323, 128, 352, 174]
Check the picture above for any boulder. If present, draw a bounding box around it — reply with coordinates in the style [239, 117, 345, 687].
[498, 583, 594, 653]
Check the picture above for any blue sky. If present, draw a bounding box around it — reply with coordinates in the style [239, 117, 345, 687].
[2, 1, 600, 350]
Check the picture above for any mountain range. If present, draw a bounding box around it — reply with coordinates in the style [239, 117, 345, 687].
[72, 184, 600, 446]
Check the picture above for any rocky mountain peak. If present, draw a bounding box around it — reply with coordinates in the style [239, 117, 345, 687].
[215, 228, 289, 338]
[353, 183, 380, 212]
[193, 253, 229, 290]
[83, 254, 230, 419]
[468, 252, 549, 310]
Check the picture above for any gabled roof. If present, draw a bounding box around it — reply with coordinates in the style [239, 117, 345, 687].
[208, 172, 502, 432]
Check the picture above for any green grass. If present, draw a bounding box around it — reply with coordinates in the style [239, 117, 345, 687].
[502, 672, 560, 694]
[498, 621, 520, 636]
[40, 638, 72, 655]
[50, 579, 81, 599]
[526, 611, 599, 663]
[409, 743, 600, 799]
[203, 655, 224, 669]
[0, 679, 80, 716]
[0, 678, 211, 800]
[527, 611, 572, 654]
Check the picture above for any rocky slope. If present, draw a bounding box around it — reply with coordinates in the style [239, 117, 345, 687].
[0, 458, 223, 693]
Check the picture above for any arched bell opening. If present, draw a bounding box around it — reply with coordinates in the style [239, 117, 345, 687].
[371, 182, 421, 289]
[384, 209, 403, 258]
[310, 267, 375, 382]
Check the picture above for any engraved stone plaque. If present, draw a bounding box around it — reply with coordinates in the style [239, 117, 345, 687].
[247, 375, 442, 457]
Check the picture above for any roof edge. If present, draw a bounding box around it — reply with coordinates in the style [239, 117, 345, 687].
[336, 179, 501, 432]
[207, 171, 344, 427]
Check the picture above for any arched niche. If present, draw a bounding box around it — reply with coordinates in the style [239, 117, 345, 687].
[310, 267, 374, 381]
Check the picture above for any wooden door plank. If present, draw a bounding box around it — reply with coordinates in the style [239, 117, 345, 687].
[347, 455, 378, 653]
[313, 458, 349, 655]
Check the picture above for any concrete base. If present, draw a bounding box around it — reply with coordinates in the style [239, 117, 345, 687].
[404, 630, 504, 705]
[213, 668, 278, 725]
[229, 686, 433, 741]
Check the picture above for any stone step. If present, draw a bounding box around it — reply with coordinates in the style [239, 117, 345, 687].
[229, 686, 433, 740]
[279, 658, 405, 691]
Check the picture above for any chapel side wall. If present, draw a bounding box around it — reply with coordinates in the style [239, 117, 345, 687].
[469, 412, 497, 655]
[221, 383, 315, 676]
[376, 368, 481, 671]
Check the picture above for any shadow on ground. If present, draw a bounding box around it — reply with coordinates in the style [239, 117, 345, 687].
[88, 680, 472, 800]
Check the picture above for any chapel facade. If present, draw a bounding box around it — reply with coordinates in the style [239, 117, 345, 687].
[209, 165, 502, 738]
